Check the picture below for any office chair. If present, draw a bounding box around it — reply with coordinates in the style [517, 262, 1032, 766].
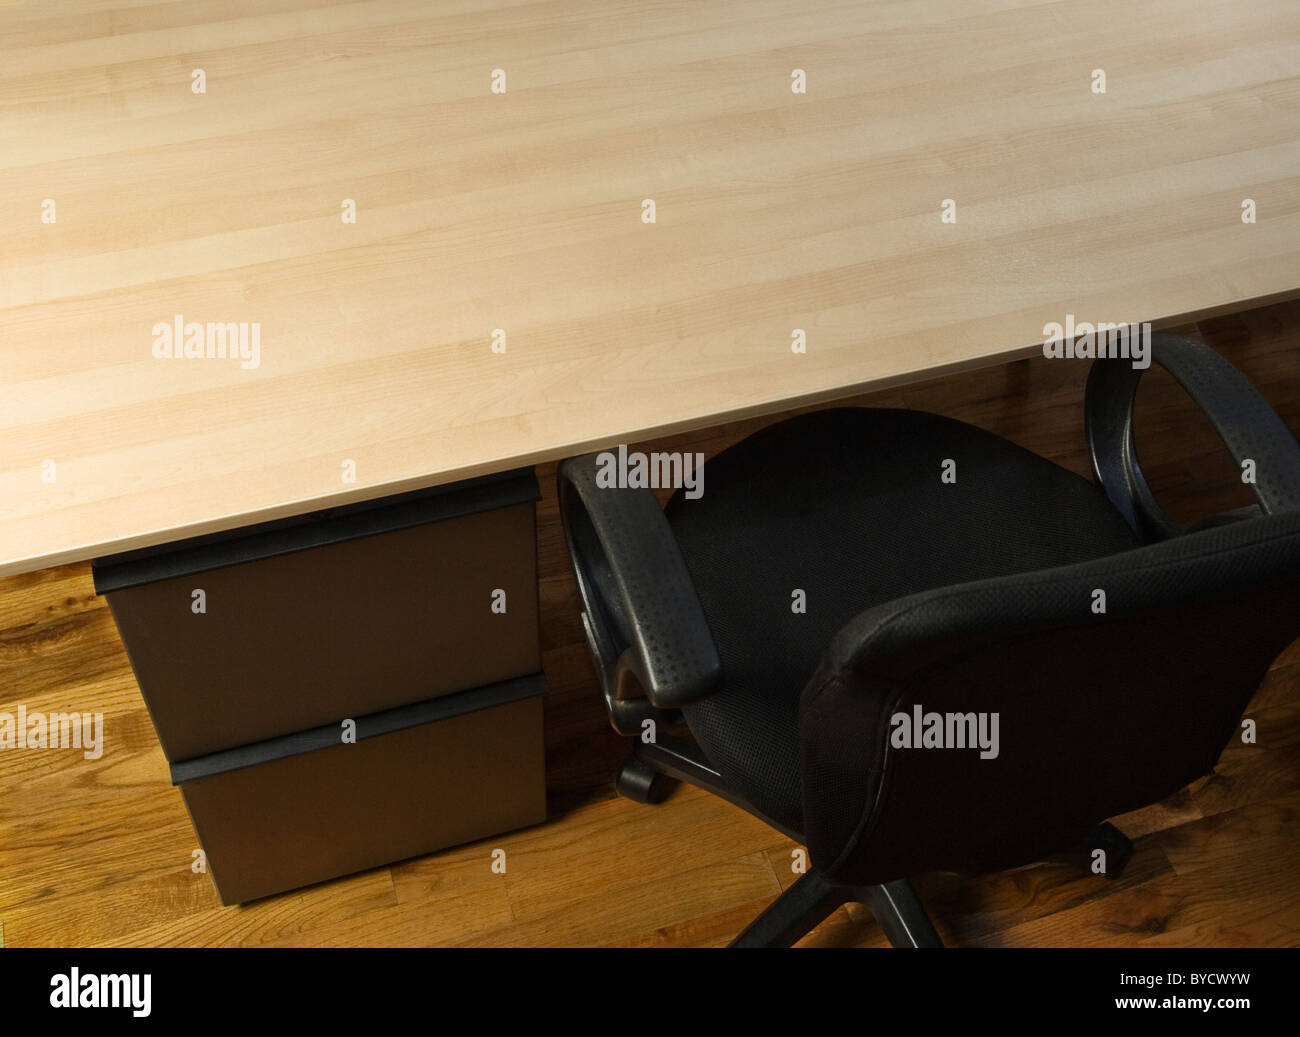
[557, 333, 1300, 947]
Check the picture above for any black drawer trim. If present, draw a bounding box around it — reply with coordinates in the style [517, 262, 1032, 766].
[169, 672, 546, 785]
[92, 466, 540, 594]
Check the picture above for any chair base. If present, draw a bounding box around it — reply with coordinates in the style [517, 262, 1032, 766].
[729, 869, 944, 948]
[617, 735, 944, 947]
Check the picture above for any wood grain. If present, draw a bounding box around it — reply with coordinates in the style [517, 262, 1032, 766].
[3, 0, 1300, 575]
[0, 298, 1297, 947]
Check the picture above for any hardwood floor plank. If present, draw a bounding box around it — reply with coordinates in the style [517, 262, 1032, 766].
[489, 784, 783, 923]
[987, 796, 1300, 947]
[96, 871, 401, 949]
[453, 853, 781, 948]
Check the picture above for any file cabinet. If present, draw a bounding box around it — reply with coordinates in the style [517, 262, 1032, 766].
[94, 468, 547, 903]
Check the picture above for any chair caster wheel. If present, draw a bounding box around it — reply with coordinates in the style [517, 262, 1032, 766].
[1089, 822, 1134, 880]
[616, 756, 672, 804]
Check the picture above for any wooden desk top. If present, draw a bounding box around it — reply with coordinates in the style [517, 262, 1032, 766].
[2, 0, 1298, 576]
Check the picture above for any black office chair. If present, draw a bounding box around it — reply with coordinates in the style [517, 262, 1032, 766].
[557, 334, 1300, 947]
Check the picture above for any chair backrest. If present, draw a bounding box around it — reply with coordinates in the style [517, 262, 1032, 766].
[798, 510, 1300, 885]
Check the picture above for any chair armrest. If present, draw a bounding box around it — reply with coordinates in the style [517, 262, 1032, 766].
[1085, 333, 1300, 541]
[557, 454, 722, 711]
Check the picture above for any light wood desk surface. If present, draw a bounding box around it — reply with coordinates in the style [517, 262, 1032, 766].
[2, 0, 1298, 576]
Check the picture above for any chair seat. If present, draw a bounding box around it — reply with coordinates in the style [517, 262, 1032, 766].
[664, 407, 1140, 834]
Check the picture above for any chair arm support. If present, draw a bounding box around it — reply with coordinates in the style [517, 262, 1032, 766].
[557, 453, 722, 710]
[1085, 333, 1300, 541]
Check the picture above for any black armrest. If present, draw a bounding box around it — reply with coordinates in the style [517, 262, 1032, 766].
[557, 454, 722, 712]
[1085, 333, 1300, 542]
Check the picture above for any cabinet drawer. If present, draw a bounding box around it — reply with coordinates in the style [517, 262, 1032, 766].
[173, 673, 547, 905]
[94, 469, 540, 760]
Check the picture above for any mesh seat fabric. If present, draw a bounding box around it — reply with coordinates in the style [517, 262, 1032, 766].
[663, 407, 1140, 833]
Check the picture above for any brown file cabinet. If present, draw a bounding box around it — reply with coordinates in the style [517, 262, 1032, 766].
[94, 468, 548, 904]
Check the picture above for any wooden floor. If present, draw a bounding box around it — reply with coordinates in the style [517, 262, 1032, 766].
[2, 304, 1298, 947]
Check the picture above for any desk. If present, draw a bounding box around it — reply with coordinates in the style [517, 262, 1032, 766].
[2, 0, 1299, 901]
[3, 0, 1299, 574]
